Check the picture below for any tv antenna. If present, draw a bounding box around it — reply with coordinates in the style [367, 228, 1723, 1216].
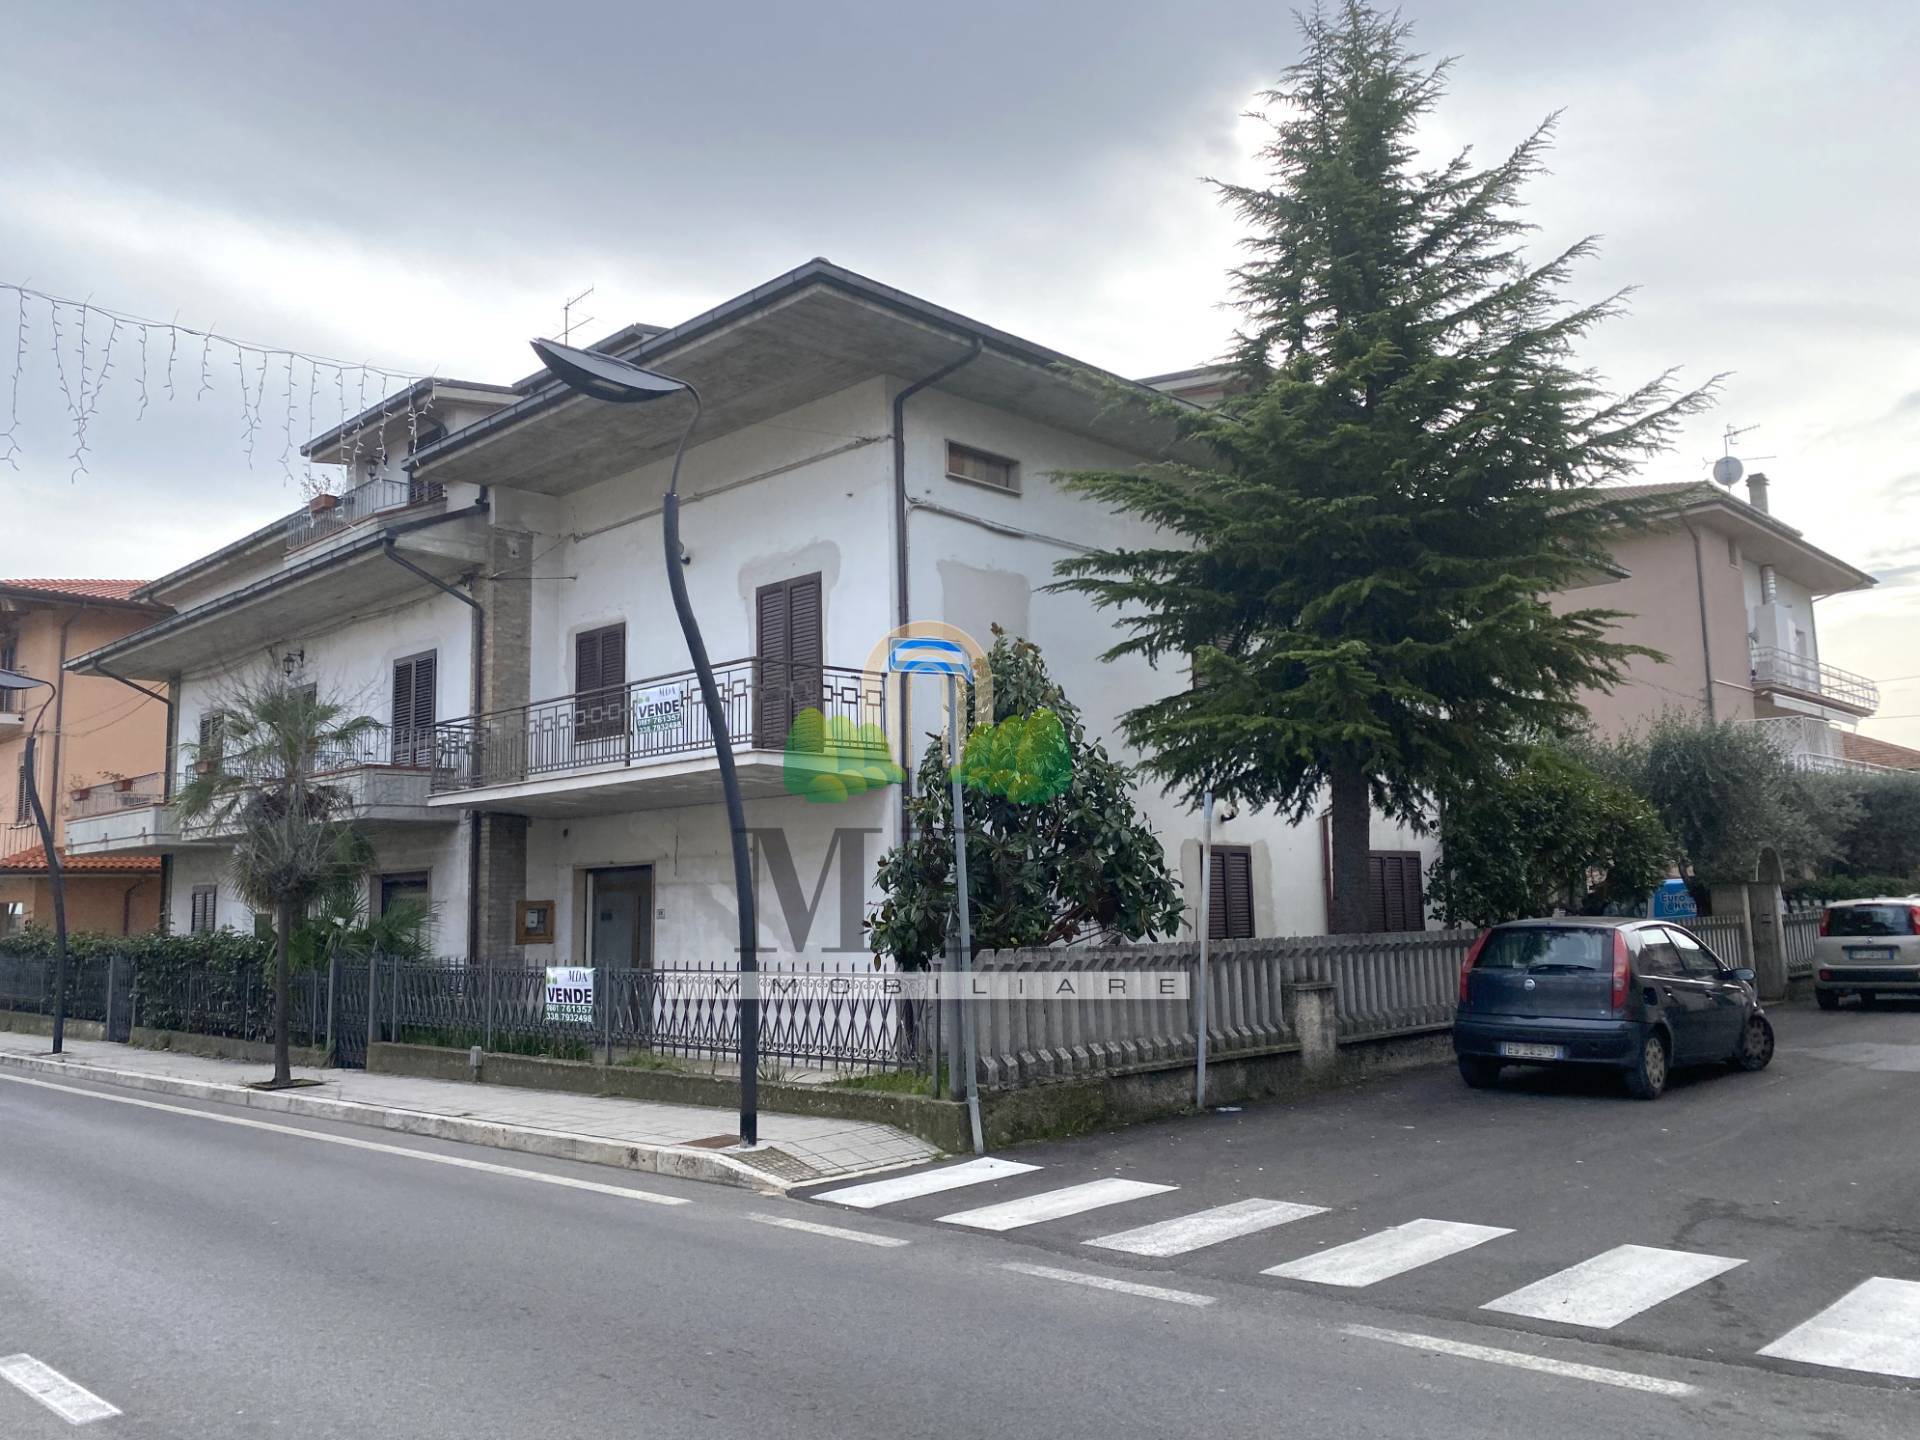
[560, 286, 596, 344]
[1707, 422, 1774, 487]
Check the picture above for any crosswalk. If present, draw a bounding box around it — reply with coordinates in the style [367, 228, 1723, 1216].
[810, 1159, 1920, 1382]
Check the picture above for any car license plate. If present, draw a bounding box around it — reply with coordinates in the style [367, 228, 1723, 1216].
[1846, 947, 1898, 961]
[1499, 1041, 1565, 1061]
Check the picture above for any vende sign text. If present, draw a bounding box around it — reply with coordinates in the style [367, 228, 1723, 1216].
[545, 965, 595, 1023]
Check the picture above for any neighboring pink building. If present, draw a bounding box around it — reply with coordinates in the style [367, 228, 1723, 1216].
[1, 579, 172, 935]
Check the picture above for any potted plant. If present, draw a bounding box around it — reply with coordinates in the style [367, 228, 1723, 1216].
[308, 492, 340, 514]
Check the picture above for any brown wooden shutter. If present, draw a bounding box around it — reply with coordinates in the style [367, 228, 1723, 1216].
[1207, 845, 1255, 940]
[1364, 851, 1425, 933]
[574, 625, 625, 742]
[755, 574, 822, 747]
[392, 653, 436, 765]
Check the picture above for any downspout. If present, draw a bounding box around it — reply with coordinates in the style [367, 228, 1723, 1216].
[1679, 516, 1717, 721]
[891, 338, 983, 844]
[381, 534, 486, 963]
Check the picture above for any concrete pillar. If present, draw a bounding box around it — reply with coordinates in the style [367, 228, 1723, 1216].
[476, 814, 530, 960]
[1746, 881, 1788, 1001]
[1287, 980, 1338, 1081]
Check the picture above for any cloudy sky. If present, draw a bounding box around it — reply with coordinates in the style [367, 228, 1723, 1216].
[5, 0, 1917, 741]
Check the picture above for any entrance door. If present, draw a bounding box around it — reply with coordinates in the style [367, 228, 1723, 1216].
[589, 866, 653, 969]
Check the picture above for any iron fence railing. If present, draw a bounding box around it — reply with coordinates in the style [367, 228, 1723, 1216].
[1784, 913, 1819, 979]
[182, 720, 437, 791]
[128, 964, 329, 1049]
[284, 475, 445, 552]
[430, 660, 888, 794]
[68, 772, 166, 818]
[1751, 646, 1879, 715]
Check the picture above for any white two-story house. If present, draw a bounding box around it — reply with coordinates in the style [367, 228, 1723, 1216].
[63, 260, 1440, 963]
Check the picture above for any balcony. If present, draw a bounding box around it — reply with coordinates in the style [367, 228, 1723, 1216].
[430, 659, 889, 814]
[285, 475, 446, 553]
[1750, 646, 1879, 718]
[63, 725, 455, 857]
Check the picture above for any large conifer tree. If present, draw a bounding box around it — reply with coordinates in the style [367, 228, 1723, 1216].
[1053, 1, 1714, 931]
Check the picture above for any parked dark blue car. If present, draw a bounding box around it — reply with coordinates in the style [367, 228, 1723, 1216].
[1452, 918, 1774, 1100]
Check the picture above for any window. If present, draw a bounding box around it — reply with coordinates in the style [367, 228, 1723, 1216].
[0, 638, 18, 713]
[1726, 535, 1740, 568]
[1474, 927, 1610, 973]
[391, 651, 438, 767]
[195, 711, 225, 774]
[946, 441, 1019, 495]
[1665, 925, 1724, 979]
[573, 624, 627, 743]
[1636, 928, 1684, 979]
[189, 886, 218, 934]
[755, 574, 823, 748]
[1206, 844, 1255, 940]
[379, 871, 431, 916]
[1364, 851, 1427, 933]
[13, 761, 30, 824]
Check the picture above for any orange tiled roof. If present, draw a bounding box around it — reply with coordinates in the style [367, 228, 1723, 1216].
[1842, 732, 1920, 771]
[0, 845, 162, 874]
[0, 578, 148, 603]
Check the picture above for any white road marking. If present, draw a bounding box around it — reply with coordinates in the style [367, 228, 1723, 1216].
[1086, 1197, 1328, 1257]
[748, 1213, 910, 1247]
[1001, 1262, 1216, 1308]
[1483, 1244, 1745, 1330]
[939, 1178, 1176, 1231]
[0, 1354, 122, 1425]
[1342, 1325, 1698, 1398]
[1758, 1277, 1920, 1379]
[0, 1073, 690, 1207]
[1263, 1218, 1512, 1287]
[813, 1156, 1040, 1209]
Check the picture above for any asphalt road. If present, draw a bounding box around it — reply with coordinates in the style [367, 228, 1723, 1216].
[0, 1007, 1912, 1439]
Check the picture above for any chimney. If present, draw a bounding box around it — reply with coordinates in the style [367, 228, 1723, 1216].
[1746, 470, 1771, 514]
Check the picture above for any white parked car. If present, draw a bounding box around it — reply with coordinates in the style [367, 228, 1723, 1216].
[1813, 897, 1920, 1009]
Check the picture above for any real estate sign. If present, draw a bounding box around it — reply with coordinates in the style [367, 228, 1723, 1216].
[544, 966, 595, 1024]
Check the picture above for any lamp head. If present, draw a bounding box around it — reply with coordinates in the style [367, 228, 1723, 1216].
[530, 338, 689, 405]
[0, 667, 49, 693]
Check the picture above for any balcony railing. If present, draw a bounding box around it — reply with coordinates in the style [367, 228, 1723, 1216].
[182, 721, 437, 790]
[431, 659, 888, 795]
[68, 771, 166, 817]
[284, 475, 446, 553]
[1750, 645, 1879, 716]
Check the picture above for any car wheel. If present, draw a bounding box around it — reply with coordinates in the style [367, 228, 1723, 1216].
[1733, 1015, 1775, 1072]
[1458, 1056, 1502, 1090]
[1860, 990, 1879, 1010]
[1815, 989, 1840, 1011]
[1624, 1032, 1669, 1100]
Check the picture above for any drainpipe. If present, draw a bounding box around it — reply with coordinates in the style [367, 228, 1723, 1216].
[892, 338, 983, 843]
[1679, 516, 1717, 721]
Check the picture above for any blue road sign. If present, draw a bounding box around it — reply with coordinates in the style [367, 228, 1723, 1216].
[888, 637, 973, 677]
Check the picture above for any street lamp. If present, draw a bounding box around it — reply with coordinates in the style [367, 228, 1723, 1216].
[528, 338, 760, 1146]
[0, 666, 67, 1054]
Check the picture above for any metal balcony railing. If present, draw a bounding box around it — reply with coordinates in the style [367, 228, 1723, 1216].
[68, 771, 166, 817]
[430, 659, 888, 795]
[283, 475, 446, 552]
[1750, 646, 1879, 715]
[181, 721, 436, 791]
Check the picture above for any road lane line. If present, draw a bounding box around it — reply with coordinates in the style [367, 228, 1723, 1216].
[0, 1073, 690, 1207]
[1484, 1244, 1745, 1329]
[813, 1156, 1040, 1209]
[1341, 1325, 1698, 1398]
[1758, 1277, 1920, 1379]
[0, 1354, 122, 1425]
[1001, 1263, 1215, 1308]
[1263, 1218, 1512, 1287]
[939, 1178, 1175, 1231]
[748, 1214, 910, 1247]
[1086, 1198, 1328, 1257]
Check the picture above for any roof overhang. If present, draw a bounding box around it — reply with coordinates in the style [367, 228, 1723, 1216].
[1677, 498, 1875, 596]
[302, 378, 520, 464]
[0, 585, 167, 616]
[412, 259, 1196, 495]
[66, 512, 488, 680]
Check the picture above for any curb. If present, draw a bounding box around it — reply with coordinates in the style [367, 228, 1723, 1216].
[0, 1050, 796, 1195]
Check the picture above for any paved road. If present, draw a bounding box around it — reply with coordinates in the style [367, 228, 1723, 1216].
[801, 999, 1920, 1395]
[0, 1009, 1911, 1438]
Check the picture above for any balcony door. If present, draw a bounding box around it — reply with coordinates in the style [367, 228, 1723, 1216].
[755, 573, 822, 749]
[574, 623, 628, 750]
[391, 652, 437, 768]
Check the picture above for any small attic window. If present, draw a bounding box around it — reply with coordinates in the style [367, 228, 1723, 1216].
[946, 441, 1019, 495]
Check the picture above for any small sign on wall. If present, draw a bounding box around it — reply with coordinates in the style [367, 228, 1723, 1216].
[544, 965, 594, 1024]
[517, 899, 555, 945]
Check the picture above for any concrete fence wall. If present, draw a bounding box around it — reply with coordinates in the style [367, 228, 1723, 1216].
[971, 929, 1477, 1089]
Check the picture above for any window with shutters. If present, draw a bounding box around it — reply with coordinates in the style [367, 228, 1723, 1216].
[13, 761, 30, 825]
[189, 885, 218, 934]
[1207, 845, 1256, 940]
[1363, 850, 1426, 934]
[573, 624, 627, 743]
[390, 652, 438, 767]
[195, 711, 225, 775]
[0, 637, 18, 713]
[945, 441, 1020, 494]
[755, 574, 823, 749]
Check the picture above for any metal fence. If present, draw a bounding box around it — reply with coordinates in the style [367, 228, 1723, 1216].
[129, 965, 329, 1050]
[68, 772, 166, 818]
[0, 953, 133, 1039]
[1681, 913, 1751, 970]
[1784, 914, 1819, 979]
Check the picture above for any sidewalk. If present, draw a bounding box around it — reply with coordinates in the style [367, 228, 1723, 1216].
[0, 1030, 940, 1192]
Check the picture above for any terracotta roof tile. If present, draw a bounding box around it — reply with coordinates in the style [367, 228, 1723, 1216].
[0, 845, 162, 874]
[1842, 732, 1920, 771]
[0, 578, 149, 603]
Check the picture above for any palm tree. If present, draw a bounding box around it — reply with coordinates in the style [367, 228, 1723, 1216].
[175, 675, 381, 1087]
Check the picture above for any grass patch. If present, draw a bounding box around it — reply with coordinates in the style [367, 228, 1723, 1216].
[827, 1068, 940, 1097]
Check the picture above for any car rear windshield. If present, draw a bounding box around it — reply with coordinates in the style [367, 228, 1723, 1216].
[1828, 905, 1916, 937]
[1475, 927, 1612, 972]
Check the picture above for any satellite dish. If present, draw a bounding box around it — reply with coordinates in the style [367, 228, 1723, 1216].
[1711, 455, 1744, 487]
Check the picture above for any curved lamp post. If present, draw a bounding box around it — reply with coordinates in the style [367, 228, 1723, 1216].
[528, 338, 758, 1146]
[0, 667, 66, 1054]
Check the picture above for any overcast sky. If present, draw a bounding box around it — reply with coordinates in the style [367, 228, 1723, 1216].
[5, 0, 1917, 741]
